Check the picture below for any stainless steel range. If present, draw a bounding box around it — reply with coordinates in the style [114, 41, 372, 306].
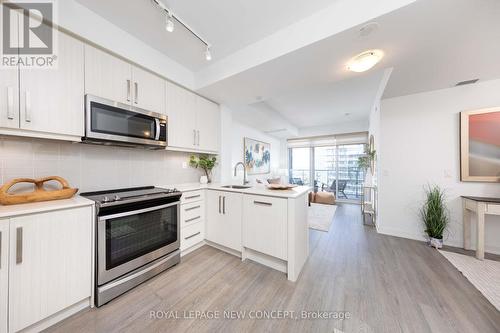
[81, 186, 182, 306]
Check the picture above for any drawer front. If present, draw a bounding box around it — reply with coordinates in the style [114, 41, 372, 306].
[243, 195, 288, 260]
[181, 190, 204, 205]
[181, 221, 204, 251]
[486, 203, 500, 215]
[180, 201, 205, 228]
[464, 199, 477, 211]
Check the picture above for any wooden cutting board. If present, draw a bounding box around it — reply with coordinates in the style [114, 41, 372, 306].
[0, 176, 78, 205]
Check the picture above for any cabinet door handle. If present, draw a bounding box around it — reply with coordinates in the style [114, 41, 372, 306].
[185, 216, 201, 223]
[16, 227, 23, 264]
[25, 91, 31, 123]
[193, 129, 196, 146]
[185, 232, 201, 240]
[185, 205, 201, 212]
[126, 79, 131, 102]
[218, 195, 221, 214]
[7, 87, 14, 120]
[223, 196, 226, 214]
[254, 201, 272, 206]
[197, 130, 200, 146]
[0, 231, 2, 269]
[134, 82, 138, 104]
[185, 194, 201, 200]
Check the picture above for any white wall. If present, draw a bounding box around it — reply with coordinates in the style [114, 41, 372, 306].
[220, 106, 282, 184]
[297, 120, 369, 138]
[0, 137, 204, 192]
[378, 79, 500, 254]
[57, 0, 194, 88]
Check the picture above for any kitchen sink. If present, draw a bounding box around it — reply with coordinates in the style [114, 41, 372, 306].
[221, 185, 252, 189]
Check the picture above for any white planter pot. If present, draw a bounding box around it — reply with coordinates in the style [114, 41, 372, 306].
[429, 237, 443, 249]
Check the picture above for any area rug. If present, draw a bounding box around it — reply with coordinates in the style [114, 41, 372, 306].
[308, 203, 337, 232]
[440, 250, 500, 311]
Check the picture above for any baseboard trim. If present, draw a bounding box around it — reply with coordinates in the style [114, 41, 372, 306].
[205, 241, 242, 258]
[376, 226, 500, 255]
[22, 298, 90, 333]
[181, 241, 206, 257]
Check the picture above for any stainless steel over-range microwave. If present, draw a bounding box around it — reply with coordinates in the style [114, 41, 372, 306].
[83, 94, 167, 149]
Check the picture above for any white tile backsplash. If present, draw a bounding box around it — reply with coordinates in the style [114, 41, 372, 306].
[0, 137, 212, 192]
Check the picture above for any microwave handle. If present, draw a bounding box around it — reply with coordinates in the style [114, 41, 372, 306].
[155, 118, 160, 140]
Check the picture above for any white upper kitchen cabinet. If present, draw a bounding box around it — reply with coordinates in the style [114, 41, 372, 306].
[84, 45, 131, 105]
[20, 31, 85, 137]
[206, 190, 242, 252]
[165, 81, 220, 153]
[85, 45, 166, 114]
[0, 67, 19, 130]
[196, 96, 220, 152]
[0, 219, 8, 333]
[131, 66, 166, 115]
[8, 207, 92, 333]
[165, 81, 197, 149]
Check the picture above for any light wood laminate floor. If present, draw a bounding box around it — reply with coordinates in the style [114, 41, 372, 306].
[47, 204, 500, 333]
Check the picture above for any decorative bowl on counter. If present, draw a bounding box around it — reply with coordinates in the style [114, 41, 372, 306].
[266, 184, 298, 190]
[0, 176, 78, 205]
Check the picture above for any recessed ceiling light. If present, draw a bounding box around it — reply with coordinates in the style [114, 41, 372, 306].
[347, 49, 384, 73]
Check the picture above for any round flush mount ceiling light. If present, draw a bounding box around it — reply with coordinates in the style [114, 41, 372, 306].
[347, 49, 384, 73]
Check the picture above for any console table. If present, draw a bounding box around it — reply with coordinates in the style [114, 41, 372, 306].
[462, 196, 500, 260]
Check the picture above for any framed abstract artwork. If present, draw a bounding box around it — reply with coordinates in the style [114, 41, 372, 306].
[244, 138, 271, 175]
[460, 107, 500, 182]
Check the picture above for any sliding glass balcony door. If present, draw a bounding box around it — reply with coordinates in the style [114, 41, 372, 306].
[288, 147, 311, 185]
[288, 144, 366, 203]
[314, 146, 337, 193]
[337, 144, 365, 201]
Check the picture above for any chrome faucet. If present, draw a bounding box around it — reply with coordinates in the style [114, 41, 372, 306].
[234, 162, 249, 185]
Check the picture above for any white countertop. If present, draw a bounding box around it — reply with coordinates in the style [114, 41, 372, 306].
[162, 183, 311, 199]
[0, 196, 94, 219]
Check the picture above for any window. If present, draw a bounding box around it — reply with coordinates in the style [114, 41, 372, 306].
[287, 134, 367, 202]
[288, 147, 310, 185]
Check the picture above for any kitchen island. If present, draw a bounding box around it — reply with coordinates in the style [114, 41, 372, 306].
[162, 183, 310, 282]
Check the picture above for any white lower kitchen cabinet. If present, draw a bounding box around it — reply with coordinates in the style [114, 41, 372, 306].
[242, 195, 288, 260]
[0, 220, 9, 333]
[180, 193, 206, 254]
[206, 190, 242, 252]
[7, 206, 93, 333]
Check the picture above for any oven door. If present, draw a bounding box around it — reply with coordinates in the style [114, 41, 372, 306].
[97, 201, 180, 285]
[85, 94, 167, 147]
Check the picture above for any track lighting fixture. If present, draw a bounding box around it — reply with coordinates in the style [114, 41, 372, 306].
[165, 12, 174, 32]
[205, 46, 212, 61]
[152, 0, 213, 61]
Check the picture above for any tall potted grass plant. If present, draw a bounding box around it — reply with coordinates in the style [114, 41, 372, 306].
[420, 185, 449, 249]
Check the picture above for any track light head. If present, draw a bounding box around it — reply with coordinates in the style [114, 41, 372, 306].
[205, 46, 212, 61]
[165, 13, 174, 32]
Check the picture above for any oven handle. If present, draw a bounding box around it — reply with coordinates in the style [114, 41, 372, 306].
[98, 201, 180, 221]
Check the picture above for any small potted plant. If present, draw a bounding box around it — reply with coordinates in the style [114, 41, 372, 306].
[358, 146, 376, 173]
[420, 185, 449, 249]
[189, 155, 217, 183]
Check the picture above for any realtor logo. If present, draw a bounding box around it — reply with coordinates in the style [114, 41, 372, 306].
[1, 0, 57, 68]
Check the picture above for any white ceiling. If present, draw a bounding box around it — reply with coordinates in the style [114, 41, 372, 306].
[197, 0, 500, 135]
[266, 70, 387, 128]
[75, 0, 500, 138]
[75, 0, 337, 71]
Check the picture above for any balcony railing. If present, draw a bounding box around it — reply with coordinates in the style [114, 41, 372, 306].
[289, 168, 364, 200]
